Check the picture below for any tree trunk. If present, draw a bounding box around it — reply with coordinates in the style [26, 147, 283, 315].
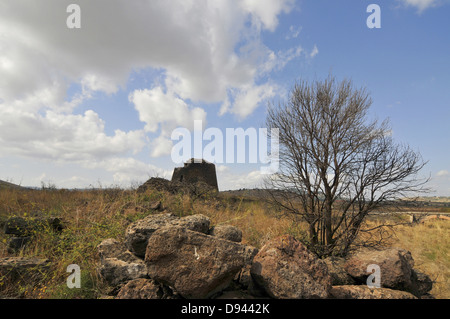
[324, 201, 333, 249]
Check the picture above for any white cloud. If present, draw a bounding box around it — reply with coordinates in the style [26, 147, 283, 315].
[286, 25, 302, 40]
[217, 167, 267, 190]
[310, 45, 319, 58]
[0, 106, 145, 161]
[0, 0, 298, 122]
[55, 175, 89, 189]
[0, 0, 301, 186]
[436, 170, 449, 177]
[129, 87, 207, 157]
[149, 135, 175, 158]
[240, 0, 295, 31]
[220, 44, 303, 118]
[260, 46, 304, 74]
[130, 87, 206, 134]
[81, 74, 119, 96]
[428, 169, 450, 197]
[231, 83, 277, 119]
[93, 157, 171, 186]
[216, 165, 230, 173]
[398, 0, 448, 13]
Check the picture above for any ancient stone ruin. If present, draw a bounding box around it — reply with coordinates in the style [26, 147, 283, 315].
[136, 158, 219, 196]
[171, 158, 218, 192]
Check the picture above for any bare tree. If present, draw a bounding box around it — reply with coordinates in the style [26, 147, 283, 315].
[265, 75, 428, 257]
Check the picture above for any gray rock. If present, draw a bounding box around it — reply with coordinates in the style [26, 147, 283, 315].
[411, 269, 433, 297]
[323, 256, 355, 286]
[149, 200, 163, 211]
[235, 264, 267, 297]
[330, 285, 417, 299]
[171, 214, 211, 234]
[0, 257, 51, 292]
[0, 257, 51, 273]
[124, 213, 210, 257]
[98, 258, 147, 288]
[125, 213, 179, 257]
[344, 248, 416, 293]
[97, 238, 140, 263]
[116, 278, 179, 299]
[343, 248, 434, 298]
[97, 238, 147, 288]
[145, 226, 257, 299]
[209, 225, 242, 242]
[250, 235, 332, 299]
[3, 216, 64, 236]
[7, 236, 31, 253]
[3, 217, 29, 236]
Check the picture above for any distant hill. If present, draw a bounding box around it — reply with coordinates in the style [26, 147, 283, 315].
[221, 189, 450, 208]
[0, 179, 26, 190]
[220, 188, 270, 199]
[220, 188, 302, 202]
[403, 196, 450, 203]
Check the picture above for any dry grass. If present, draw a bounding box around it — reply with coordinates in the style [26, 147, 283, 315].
[0, 187, 448, 298]
[387, 220, 450, 299]
[354, 214, 449, 299]
[0, 187, 163, 298]
[193, 196, 301, 248]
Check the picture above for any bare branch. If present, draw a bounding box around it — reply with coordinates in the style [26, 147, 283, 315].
[265, 75, 428, 257]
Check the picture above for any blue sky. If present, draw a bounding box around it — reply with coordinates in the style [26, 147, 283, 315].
[0, 0, 449, 195]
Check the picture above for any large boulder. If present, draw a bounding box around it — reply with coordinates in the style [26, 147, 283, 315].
[116, 278, 179, 299]
[235, 264, 267, 297]
[323, 256, 356, 286]
[98, 259, 147, 288]
[171, 214, 211, 233]
[125, 213, 210, 257]
[97, 238, 144, 263]
[330, 285, 417, 299]
[411, 269, 433, 297]
[0, 257, 51, 278]
[209, 225, 242, 243]
[97, 239, 147, 288]
[3, 216, 63, 236]
[250, 235, 332, 299]
[145, 226, 258, 299]
[7, 236, 32, 253]
[3, 217, 29, 236]
[344, 248, 416, 293]
[0, 257, 51, 293]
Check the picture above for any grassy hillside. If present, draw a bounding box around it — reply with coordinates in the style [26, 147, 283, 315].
[0, 186, 448, 298]
[0, 180, 25, 190]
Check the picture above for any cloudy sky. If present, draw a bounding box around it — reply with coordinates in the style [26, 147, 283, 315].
[0, 0, 449, 195]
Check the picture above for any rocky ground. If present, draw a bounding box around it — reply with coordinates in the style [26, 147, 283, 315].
[0, 178, 438, 299]
[95, 212, 433, 299]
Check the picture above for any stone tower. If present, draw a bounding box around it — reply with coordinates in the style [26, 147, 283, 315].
[171, 158, 219, 191]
